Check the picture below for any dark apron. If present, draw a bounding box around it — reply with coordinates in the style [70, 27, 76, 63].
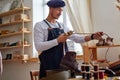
[39, 20, 68, 78]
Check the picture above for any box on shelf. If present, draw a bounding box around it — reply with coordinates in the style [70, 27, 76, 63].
[1, 30, 10, 34]
[14, 14, 29, 21]
[18, 27, 29, 32]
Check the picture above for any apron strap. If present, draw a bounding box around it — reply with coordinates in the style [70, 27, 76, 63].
[44, 20, 61, 28]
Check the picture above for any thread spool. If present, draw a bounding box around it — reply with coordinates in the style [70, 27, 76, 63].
[99, 70, 104, 79]
[81, 71, 86, 79]
[86, 72, 91, 80]
[81, 64, 85, 71]
[94, 64, 99, 71]
[94, 71, 99, 80]
[85, 65, 90, 72]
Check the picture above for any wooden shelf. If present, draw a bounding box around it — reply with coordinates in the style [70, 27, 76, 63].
[0, 7, 31, 17]
[3, 58, 39, 63]
[3, 59, 22, 62]
[0, 19, 31, 27]
[0, 31, 31, 38]
[88, 44, 120, 49]
[0, 45, 30, 50]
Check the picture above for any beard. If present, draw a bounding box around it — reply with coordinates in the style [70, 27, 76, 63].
[51, 13, 61, 19]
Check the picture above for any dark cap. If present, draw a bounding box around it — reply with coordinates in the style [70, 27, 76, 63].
[47, 0, 65, 8]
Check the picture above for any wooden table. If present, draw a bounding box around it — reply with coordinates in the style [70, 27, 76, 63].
[68, 76, 120, 80]
[83, 45, 120, 63]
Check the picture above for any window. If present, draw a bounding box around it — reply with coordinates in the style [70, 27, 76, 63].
[65, 13, 83, 55]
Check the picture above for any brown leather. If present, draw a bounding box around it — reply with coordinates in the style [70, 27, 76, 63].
[40, 70, 71, 80]
[60, 51, 80, 73]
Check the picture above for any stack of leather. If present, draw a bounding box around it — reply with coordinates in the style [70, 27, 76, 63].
[109, 60, 120, 75]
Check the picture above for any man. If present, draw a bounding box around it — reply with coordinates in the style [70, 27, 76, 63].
[34, 0, 103, 79]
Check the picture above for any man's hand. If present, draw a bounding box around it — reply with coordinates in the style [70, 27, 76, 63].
[57, 34, 69, 43]
[92, 32, 103, 40]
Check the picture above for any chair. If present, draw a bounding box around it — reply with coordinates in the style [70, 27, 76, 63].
[30, 70, 39, 80]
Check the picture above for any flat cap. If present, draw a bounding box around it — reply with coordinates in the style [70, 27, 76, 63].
[47, 0, 65, 8]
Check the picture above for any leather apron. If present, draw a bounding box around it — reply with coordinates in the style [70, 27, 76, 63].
[39, 20, 68, 78]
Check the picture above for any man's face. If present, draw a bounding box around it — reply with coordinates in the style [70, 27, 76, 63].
[50, 7, 63, 19]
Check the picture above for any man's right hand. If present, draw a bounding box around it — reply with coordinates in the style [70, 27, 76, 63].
[57, 34, 69, 43]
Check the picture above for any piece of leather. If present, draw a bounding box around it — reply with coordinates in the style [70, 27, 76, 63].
[100, 68, 116, 77]
[40, 70, 71, 80]
[60, 51, 80, 73]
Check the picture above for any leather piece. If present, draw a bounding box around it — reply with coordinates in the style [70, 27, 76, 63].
[60, 51, 81, 73]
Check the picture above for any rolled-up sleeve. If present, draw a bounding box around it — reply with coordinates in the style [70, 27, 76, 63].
[69, 34, 85, 43]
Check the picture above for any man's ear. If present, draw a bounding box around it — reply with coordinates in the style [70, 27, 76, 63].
[49, 7, 53, 13]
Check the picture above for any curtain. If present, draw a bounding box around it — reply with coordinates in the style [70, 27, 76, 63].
[65, 0, 95, 48]
[64, 0, 93, 33]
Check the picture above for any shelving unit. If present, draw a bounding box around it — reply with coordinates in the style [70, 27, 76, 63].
[0, 5, 32, 62]
[0, 31, 31, 38]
